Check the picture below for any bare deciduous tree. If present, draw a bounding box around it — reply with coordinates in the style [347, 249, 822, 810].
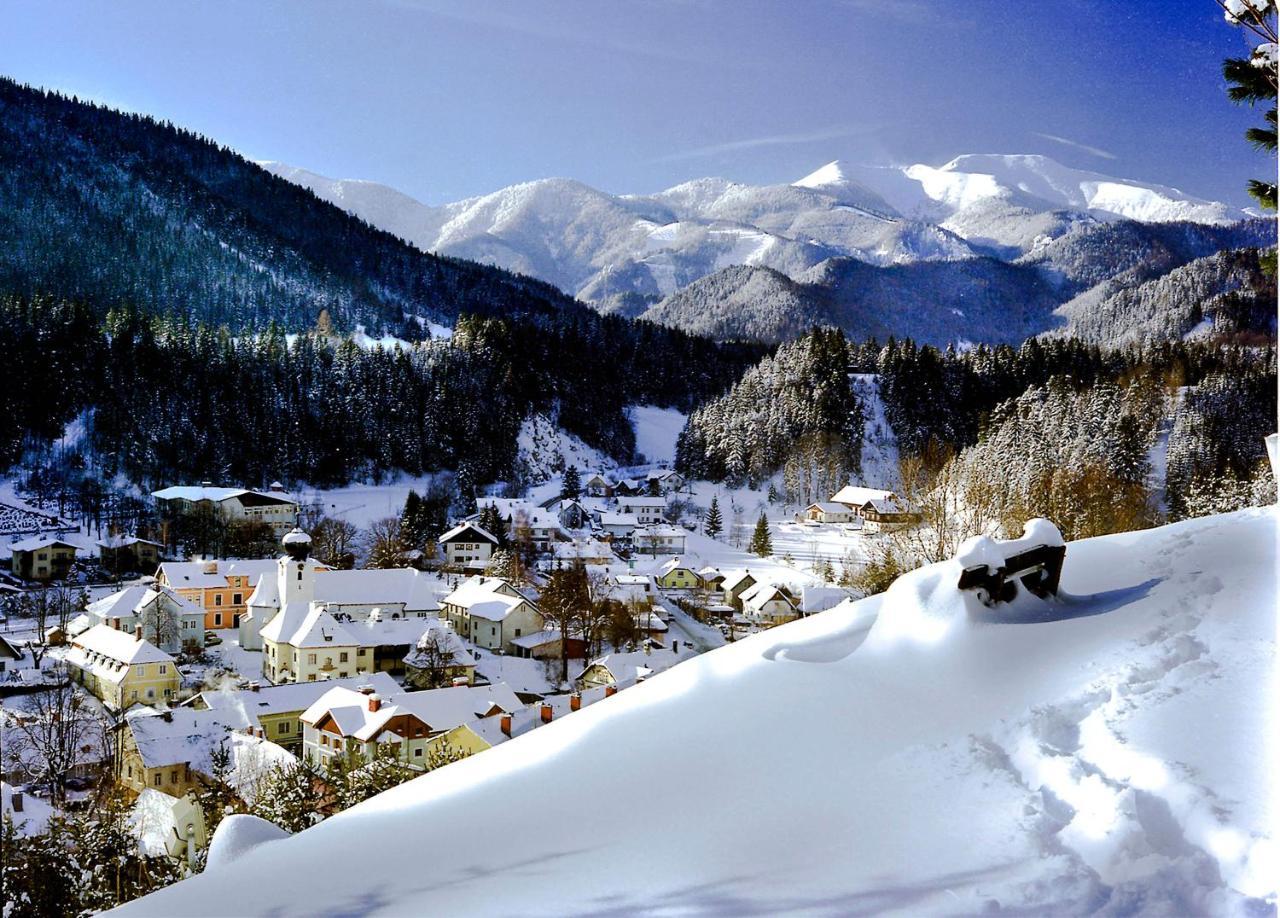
[5, 674, 107, 803]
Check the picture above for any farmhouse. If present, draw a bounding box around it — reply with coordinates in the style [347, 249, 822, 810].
[830, 485, 897, 511]
[97, 535, 163, 574]
[802, 502, 856, 524]
[858, 497, 922, 533]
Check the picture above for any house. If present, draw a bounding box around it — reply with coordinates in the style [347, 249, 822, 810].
[8, 536, 77, 581]
[438, 522, 498, 570]
[634, 610, 669, 645]
[655, 557, 700, 590]
[645, 469, 686, 494]
[152, 484, 299, 536]
[800, 586, 854, 615]
[120, 706, 295, 801]
[439, 576, 545, 653]
[550, 538, 614, 566]
[2, 781, 54, 838]
[0, 634, 25, 675]
[697, 567, 725, 592]
[474, 499, 564, 552]
[78, 585, 205, 653]
[616, 496, 667, 525]
[507, 629, 584, 660]
[610, 574, 655, 607]
[612, 478, 646, 497]
[577, 646, 682, 690]
[300, 683, 523, 771]
[802, 502, 856, 525]
[830, 485, 898, 512]
[402, 621, 478, 688]
[65, 625, 181, 710]
[632, 525, 687, 556]
[738, 582, 798, 627]
[440, 686, 608, 755]
[97, 536, 163, 574]
[549, 499, 593, 532]
[157, 558, 291, 630]
[195, 672, 401, 752]
[598, 512, 639, 541]
[583, 473, 615, 498]
[858, 498, 921, 533]
[720, 570, 757, 610]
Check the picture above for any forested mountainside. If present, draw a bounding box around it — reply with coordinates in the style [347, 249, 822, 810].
[1047, 248, 1276, 345]
[0, 79, 767, 482]
[640, 218, 1273, 345]
[643, 257, 1059, 345]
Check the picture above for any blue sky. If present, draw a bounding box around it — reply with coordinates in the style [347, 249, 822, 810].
[1, 0, 1269, 206]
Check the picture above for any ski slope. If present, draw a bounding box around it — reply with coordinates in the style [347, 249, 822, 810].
[119, 508, 1277, 916]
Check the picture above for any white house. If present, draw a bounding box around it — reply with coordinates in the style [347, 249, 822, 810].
[632, 525, 687, 556]
[830, 485, 897, 513]
[78, 585, 205, 653]
[583, 473, 615, 497]
[738, 582, 798, 627]
[439, 576, 545, 653]
[802, 502, 856, 524]
[438, 522, 498, 570]
[598, 512, 640, 541]
[616, 497, 667, 525]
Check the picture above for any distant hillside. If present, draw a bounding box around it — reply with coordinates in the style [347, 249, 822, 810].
[0, 78, 590, 335]
[1048, 247, 1277, 345]
[642, 257, 1058, 346]
[640, 218, 1274, 345]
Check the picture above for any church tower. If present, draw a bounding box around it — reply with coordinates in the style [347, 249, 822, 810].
[278, 528, 317, 606]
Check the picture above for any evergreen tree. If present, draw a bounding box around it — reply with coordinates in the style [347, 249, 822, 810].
[704, 496, 723, 541]
[1219, 1, 1278, 212]
[749, 512, 773, 557]
[561, 465, 581, 500]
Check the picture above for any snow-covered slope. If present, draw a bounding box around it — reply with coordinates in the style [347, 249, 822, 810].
[121, 508, 1278, 916]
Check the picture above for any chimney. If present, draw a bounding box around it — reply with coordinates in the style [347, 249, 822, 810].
[500, 713, 512, 737]
[161, 710, 173, 722]
[540, 703, 553, 724]
[570, 693, 581, 712]
[248, 681, 260, 693]
[367, 693, 381, 713]
[605, 684, 617, 697]
[203, 560, 218, 575]
[10, 791, 22, 813]
[357, 684, 375, 695]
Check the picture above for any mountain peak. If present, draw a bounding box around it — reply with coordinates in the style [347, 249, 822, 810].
[792, 159, 857, 190]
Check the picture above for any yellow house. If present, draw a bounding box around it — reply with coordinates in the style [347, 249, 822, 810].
[655, 557, 700, 590]
[8, 536, 78, 581]
[65, 624, 181, 710]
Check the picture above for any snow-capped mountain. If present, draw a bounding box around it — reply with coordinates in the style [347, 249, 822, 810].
[121, 508, 1278, 916]
[263, 154, 1247, 306]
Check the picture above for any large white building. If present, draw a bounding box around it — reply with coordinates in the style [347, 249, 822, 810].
[152, 485, 299, 536]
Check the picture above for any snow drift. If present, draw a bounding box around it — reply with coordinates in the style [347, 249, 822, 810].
[118, 508, 1277, 916]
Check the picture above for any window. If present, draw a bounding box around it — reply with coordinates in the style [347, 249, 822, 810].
[153, 773, 161, 786]
[414, 748, 423, 758]
[126, 764, 132, 778]
[163, 688, 171, 698]
[159, 664, 167, 674]
[215, 594, 224, 607]
[214, 613, 223, 626]
[170, 770, 178, 784]
[514, 629, 522, 637]
[233, 593, 242, 605]
[278, 721, 289, 735]
[146, 688, 154, 699]
[339, 652, 349, 663]
[491, 626, 496, 637]
[308, 654, 317, 664]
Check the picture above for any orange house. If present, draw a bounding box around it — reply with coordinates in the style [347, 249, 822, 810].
[156, 559, 326, 630]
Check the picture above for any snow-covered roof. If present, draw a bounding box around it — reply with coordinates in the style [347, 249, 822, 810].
[71, 624, 175, 666]
[199, 672, 401, 726]
[657, 556, 695, 576]
[2, 781, 53, 837]
[87, 585, 203, 623]
[633, 525, 685, 538]
[831, 485, 896, 506]
[159, 559, 279, 590]
[152, 486, 295, 506]
[7, 536, 77, 552]
[582, 648, 681, 686]
[302, 683, 524, 741]
[552, 539, 613, 560]
[720, 569, 756, 592]
[599, 512, 639, 528]
[403, 622, 477, 668]
[508, 629, 563, 650]
[97, 535, 163, 549]
[439, 522, 498, 545]
[127, 709, 296, 797]
[264, 604, 362, 649]
[442, 576, 529, 611]
[617, 497, 667, 509]
[806, 501, 852, 514]
[738, 582, 793, 609]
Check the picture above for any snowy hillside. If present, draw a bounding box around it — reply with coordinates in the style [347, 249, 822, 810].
[262, 152, 1245, 310]
[120, 508, 1277, 916]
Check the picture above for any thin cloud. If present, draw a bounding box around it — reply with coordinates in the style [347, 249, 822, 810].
[652, 125, 880, 164]
[1033, 132, 1117, 161]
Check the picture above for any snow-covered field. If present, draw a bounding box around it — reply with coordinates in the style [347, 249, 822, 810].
[122, 507, 1278, 917]
[628, 404, 685, 466]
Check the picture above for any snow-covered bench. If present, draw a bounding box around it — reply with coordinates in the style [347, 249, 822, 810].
[955, 519, 1065, 606]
